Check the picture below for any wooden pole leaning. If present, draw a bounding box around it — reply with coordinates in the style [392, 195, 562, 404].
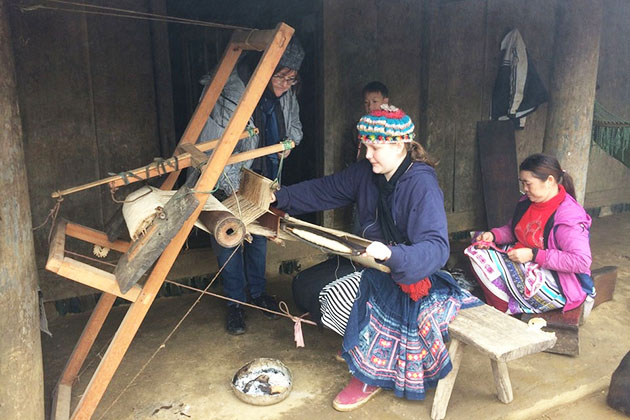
[48, 22, 295, 420]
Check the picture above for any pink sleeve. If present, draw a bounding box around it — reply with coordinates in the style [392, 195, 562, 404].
[491, 223, 515, 245]
[537, 223, 592, 274]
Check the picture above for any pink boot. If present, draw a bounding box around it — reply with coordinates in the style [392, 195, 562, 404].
[332, 376, 381, 411]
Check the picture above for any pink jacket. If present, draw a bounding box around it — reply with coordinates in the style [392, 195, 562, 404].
[491, 193, 592, 311]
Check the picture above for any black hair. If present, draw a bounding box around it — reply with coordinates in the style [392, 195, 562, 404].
[362, 81, 389, 98]
[519, 153, 576, 199]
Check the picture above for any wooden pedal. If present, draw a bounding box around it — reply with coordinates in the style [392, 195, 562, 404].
[114, 186, 199, 293]
[592, 266, 617, 308]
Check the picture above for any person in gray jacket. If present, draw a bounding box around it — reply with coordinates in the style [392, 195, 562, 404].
[197, 38, 304, 335]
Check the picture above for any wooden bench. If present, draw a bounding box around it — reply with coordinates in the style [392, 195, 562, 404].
[432, 304, 557, 420]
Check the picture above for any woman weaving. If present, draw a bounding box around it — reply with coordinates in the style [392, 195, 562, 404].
[465, 153, 595, 315]
[272, 105, 480, 411]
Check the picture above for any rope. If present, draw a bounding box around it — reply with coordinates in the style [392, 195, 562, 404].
[32, 197, 64, 244]
[270, 139, 292, 190]
[61, 249, 316, 326]
[162, 279, 316, 326]
[108, 170, 144, 186]
[109, 184, 152, 204]
[20, 0, 256, 31]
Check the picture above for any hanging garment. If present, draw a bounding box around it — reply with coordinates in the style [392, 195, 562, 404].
[592, 101, 630, 169]
[491, 29, 548, 129]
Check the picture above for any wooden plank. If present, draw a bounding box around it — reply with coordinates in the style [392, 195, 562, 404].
[477, 120, 521, 228]
[431, 338, 465, 420]
[66, 222, 130, 253]
[59, 293, 117, 385]
[51, 383, 72, 420]
[114, 186, 199, 293]
[56, 258, 140, 302]
[449, 304, 556, 362]
[69, 24, 295, 420]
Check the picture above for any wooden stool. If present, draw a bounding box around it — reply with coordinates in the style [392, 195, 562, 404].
[431, 304, 556, 420]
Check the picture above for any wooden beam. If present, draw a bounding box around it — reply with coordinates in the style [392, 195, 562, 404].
[231, 28, 279, 51]
[50, 129, 258, 198]
[105, 139, 292, 190]
[46, 219, 69, 273]
[66, 222, 129, 253]
[59, 293, 117, 385]
[56, 258, 141, 302]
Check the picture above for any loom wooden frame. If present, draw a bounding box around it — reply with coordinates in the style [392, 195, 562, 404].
[48, 23, 296, 420]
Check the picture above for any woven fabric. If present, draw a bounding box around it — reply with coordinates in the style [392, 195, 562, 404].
[329, 269, 481, 400]
[465, 245, 565, 314]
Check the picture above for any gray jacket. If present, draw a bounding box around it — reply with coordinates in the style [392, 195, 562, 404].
[198, 68, 303, 194]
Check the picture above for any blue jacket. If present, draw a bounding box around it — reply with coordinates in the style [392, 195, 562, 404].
[275, 159, 450, 285]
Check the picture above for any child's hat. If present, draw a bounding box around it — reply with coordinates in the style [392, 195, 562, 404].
[357, 104, 415, 144]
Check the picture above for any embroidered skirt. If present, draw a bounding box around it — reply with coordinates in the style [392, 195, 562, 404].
[320, 268, 480, 400]
[465, 245, 566, 314]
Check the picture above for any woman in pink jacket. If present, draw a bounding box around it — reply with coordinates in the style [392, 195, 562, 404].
[465, 153, 595, 315]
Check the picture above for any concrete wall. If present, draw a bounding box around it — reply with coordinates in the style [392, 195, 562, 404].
[9, 0, 172, 301]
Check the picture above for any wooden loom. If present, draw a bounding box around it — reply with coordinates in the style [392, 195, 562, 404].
[47, 23, 296, 420]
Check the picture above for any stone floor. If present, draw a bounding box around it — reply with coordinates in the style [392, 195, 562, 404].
[42, 213, 630, 420]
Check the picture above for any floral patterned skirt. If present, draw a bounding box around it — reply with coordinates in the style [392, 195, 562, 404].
[333, 269, 480, 400]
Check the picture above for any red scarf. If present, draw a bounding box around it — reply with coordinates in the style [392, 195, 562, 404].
[514, 185, 566, 250]
[399, 278, 432, 301]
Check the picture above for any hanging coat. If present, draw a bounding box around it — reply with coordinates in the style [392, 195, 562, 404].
[491, 29, 548, 129]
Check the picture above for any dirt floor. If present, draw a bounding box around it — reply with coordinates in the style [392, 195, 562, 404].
[42, 213, 630, 420]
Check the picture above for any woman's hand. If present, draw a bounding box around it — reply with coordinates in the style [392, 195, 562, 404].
[363, 241, 392, 261]
[270, 190, 276, 203]
[474, 231, 495, 249]
[507, 247, 534, 263]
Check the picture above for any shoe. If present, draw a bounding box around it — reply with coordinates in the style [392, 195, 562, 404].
[226, 305, 246, 335]
[332, 377, 381, 411]
[251, 294, 280, 320]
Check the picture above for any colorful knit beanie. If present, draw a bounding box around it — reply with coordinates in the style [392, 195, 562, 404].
[357, 104, 415, 144]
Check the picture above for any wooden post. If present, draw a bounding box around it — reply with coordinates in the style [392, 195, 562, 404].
[543, 0, 603, 204]
[0, 1, 45, 418]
